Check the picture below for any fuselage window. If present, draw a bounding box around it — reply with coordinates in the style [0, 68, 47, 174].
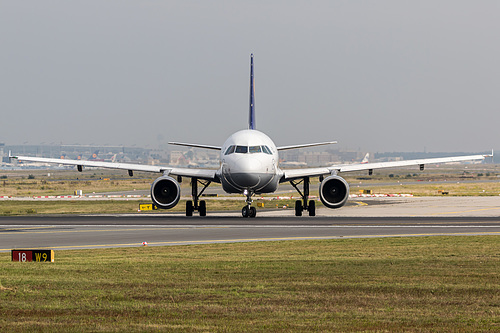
[249, 146, 262, 153]
[224, 145, 236, 155]
[235, 146, 248, 154]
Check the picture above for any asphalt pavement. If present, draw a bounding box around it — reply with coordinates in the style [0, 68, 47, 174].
[1, 197, 499, 252]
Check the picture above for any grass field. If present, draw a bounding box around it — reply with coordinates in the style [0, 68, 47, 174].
[0, 170, 155, 197]
[1, 166, 500, 198]
[0, 236, 498, 332]
[0, 199, 303, 216]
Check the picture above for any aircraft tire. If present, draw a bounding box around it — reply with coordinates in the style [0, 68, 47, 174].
[249, 206, 257, 218]
[199, 200, 206, 217]
[308, 200, 316, 216]
[295, 200, 302, 217]
[186, 200, 194, 216]
[242, 206, 249, 218]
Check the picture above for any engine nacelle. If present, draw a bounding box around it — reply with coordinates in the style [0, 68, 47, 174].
[319, 175, 350, 209]
[150, 176, 181, 209]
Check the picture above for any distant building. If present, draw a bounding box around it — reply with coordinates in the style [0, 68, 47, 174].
[5, 144, 152, 164]
[0, 143, 5, 163]
[299, 152, 335, 166]
[170, 151, 186, 165]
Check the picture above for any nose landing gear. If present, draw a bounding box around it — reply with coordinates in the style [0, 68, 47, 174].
[242, 205, 256, 218]
[241, 189, 257, 218]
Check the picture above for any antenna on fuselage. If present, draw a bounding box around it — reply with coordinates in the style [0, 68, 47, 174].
[248, 53, 256, 130]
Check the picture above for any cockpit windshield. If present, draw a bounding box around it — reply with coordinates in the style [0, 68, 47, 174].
[249, 146, 261, 153]
[261, 145, 272, 154]
[224, 145, 273, 155]
[224, 145, 236, 155]
[235, 146, 248, 154]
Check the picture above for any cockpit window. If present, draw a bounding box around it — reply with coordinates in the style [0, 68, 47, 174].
[235, 146, 248, 154]
[249, 146, 262, 153]
[224, 145, 236, 155]
[227, 145, 273, 154]
[261, 145, 272, 155]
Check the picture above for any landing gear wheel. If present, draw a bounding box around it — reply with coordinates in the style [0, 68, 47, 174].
[199, 200, 206, 216]
[249, 206, 257, 218]
[295, 200, 303, 217]
[186, 200, 194, 216]
[188, 177, 211, 217]
[242, 206, 250, 218]
[308, 200, 316, 216]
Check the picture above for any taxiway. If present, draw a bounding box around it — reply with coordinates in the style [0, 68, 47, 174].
[0, 197, 499, 252]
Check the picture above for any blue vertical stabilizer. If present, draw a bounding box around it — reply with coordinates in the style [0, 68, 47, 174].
[248, 54, 256, 130]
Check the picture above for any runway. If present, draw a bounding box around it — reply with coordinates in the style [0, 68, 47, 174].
[1, 205, 499, 252]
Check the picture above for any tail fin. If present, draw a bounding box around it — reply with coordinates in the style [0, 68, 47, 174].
[248, 54, 256, 130]
[89, 150, 99, 160]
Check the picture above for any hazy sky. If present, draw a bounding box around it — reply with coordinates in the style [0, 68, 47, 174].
[1, 1, 499, 152]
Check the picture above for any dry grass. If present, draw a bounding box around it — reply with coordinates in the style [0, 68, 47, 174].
[0, 198, 298, 215]
[355, 181, 500, 196]
[1, 168, 500, 216]
[0, 174, 155, 197]
[0, 236, 499, 332]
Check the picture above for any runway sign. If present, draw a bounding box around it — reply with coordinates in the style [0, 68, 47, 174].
[12, 250, 54, 262]
[139, 203, 158, 211]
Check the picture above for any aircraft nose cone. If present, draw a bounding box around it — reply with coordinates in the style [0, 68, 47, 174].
[232, 173, 260, 188]
[231, 157, 263, 188]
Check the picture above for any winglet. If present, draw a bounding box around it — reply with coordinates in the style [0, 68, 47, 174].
[483, 150, 494, 158]
[248, 54, 256, 130]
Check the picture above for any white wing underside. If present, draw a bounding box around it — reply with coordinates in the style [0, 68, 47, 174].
[282, 154, 489, 181]
[168, 142, 221, 150]
[277, 141, 337, 151]
[11, 155, 218, 181]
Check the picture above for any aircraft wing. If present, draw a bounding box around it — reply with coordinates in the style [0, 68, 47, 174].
[167, 167, 217, 180]
[333, 154, 489, 173]
[277, 141, 337, 151]
[281, 153, 490, 181]
[10, 154, 218, 181]
[281, 167, 330, 181]
[168, 142, 221, 150]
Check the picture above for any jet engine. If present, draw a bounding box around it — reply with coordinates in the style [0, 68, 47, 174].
[319, 175, 349, 209]
[151, 176, 181, 209]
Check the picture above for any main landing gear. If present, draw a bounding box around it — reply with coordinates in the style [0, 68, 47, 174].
[185, 177, 211, 217]
[241, 189, 257, 218]
[290, 176, 316, 217]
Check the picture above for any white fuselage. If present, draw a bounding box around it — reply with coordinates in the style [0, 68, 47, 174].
[217, 129, 282, 194]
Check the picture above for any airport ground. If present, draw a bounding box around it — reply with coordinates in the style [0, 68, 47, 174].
[0, 167, 499, 331]
[1, 196, 499, 252]
[1, 165, 500, 251]
[1, 163, 500, 198]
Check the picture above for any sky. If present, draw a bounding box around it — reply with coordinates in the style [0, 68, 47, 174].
[1, 1, 499, 153]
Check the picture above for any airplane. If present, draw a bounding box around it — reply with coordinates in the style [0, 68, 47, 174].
[88, 150, 103, 161]
[361, 153, 369, 164]
[10, 54, 491, 218]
